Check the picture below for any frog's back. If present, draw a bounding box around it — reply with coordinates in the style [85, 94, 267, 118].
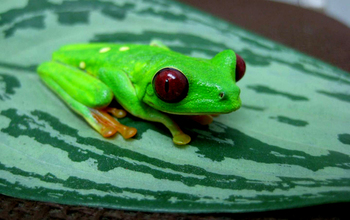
[52, 43, 170, 76]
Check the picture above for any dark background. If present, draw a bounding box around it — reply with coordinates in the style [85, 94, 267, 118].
[1, 0, 349, 219]
[180, 0, 350, 73]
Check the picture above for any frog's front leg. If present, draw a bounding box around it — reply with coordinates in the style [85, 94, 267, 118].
[37, 61, 137, 139]
[98, 68, 191, 145]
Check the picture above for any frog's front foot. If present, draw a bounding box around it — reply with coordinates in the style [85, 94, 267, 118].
[173, 133, 191, 145]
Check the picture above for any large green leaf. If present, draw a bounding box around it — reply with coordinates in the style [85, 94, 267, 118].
[0, 0, 349, 213]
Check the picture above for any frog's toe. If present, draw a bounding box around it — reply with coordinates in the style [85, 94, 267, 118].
[100, 125, 118, 138]
[106, 107, 127, 118]
[90, 108, 135, 139]
[173, 133, 191, 145]
[120, 126, 137, 139]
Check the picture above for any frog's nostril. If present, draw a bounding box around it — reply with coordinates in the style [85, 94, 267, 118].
[219, 92, 225, 100]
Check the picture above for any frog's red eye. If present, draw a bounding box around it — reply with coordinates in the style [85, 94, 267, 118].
[153, 68, 189, 103]
[235, 54, 246, 82]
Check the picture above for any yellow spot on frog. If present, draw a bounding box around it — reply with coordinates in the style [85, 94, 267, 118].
[119, 46, 129, 51]
[79, 61, 86, 69]
[99, 47, 111, 53]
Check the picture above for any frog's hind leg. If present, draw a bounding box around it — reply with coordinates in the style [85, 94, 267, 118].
[37, 61, 137, 139]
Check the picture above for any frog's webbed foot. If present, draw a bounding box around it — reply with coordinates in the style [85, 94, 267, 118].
[89, 108, 137, 139]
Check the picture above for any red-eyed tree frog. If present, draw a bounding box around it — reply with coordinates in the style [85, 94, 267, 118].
[37, 41, 246, 145]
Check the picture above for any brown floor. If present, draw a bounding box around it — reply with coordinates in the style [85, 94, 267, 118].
[0, 194, 348, 219]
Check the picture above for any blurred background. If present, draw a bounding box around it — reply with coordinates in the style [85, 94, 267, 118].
[272, 0, 350, 27]
[180, 0, 350, 72]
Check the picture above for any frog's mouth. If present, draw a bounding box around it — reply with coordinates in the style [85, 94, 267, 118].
[153, 96, 242, 115]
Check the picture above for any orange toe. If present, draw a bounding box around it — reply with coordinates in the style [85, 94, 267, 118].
[106, 107, 127, 118]
[100, 126, 118, 138]
[120, 127, 137, 139]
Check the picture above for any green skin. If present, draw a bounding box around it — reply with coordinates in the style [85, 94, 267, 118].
[37, 41, 242, 145]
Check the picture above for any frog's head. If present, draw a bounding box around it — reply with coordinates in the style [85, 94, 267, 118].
[143, 49, 246, 115]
